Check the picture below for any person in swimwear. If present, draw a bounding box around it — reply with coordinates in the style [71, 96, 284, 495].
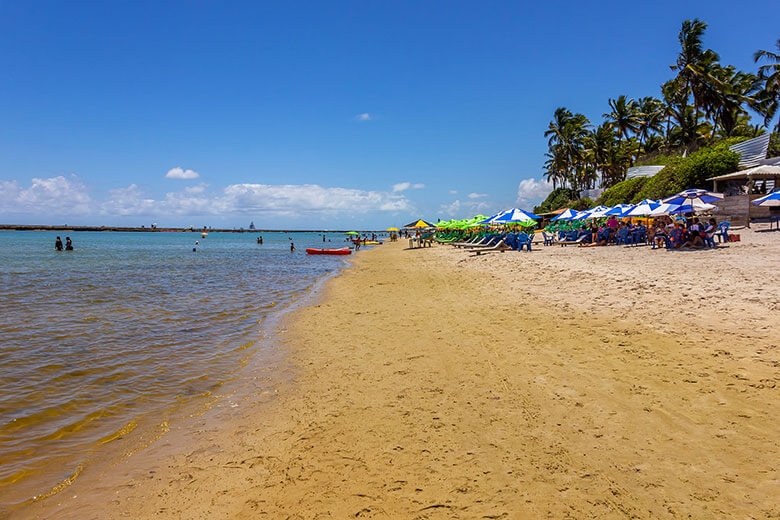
[65, 237, 74, 251]
[55, 236, 63, 251]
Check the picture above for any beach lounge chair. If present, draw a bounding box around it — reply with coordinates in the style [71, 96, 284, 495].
[452, 236, 487, 248]
[465, 235, 502, 250]
[557, 235, 587, 246]
[467, 239, 512, 255]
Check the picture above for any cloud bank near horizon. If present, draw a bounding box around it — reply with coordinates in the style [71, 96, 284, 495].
[0, 175, 413, 221]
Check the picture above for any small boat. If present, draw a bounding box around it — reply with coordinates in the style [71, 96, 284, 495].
[306, 248, 352, 256]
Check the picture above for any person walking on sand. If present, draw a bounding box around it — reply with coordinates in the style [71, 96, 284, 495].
[65, 237, 74, 251]
[54, 236, 63, 251]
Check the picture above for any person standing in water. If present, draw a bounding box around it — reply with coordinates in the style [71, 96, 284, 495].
[65, 237, 74, 251]
[54, 236, 63, 251]
[193, 240, 199, 252]
[290, 241, 295, 252]
[257, 236, 263, 244]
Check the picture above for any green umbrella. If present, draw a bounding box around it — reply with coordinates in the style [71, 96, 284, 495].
[345, 231, 359, 235]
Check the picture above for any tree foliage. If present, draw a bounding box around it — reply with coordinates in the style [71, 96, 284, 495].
[533, 188, 579, 214]
[539, 20, 777, 199]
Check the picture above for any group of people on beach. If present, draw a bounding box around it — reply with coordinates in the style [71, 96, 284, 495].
[54, 236, 73, 251]
[578, 215, 718, 249]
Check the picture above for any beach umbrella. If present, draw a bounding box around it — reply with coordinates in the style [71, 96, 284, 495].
[574, 205, 609, 219]
[386, 227, 400, 231]
[751, 190, 780, 207]
[345, 231, 360, 235]
[663, 189, 723, 214]
[648, 202, 715, 216]
[550, 208, 582, 221]
[490, 207, 541, 223]
[404, 219, 435, 228]
[624, 199, 661, 217]
[603, 204, 634, 216]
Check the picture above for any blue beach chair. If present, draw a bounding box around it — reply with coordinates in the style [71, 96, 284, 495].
[715, 221, 730, 243]
[517, 232, 532, 251]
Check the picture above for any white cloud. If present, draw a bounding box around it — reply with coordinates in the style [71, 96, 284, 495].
[516, 178, 553, 206]
[165, 167, 200, 180]
[355, 113, 373, 121]
[438, 198, 490, 218]
[468, 192, 487, 199]
[102, 184, 158, 216]
[101, 183, 411, 217]
[184, 183, 208, 194]
[393, 182, 425, 193]
[448, 189, 457, 195]
[440, 199, 461, 217]
[0, 175, 411, 219]
[0, 175, 92, 215]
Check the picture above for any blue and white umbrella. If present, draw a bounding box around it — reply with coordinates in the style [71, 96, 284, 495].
[583, 205, 611, 218]
[648, 201, 715, 216]
[550, 208, 582, 221]
[624, 199, 661, 217]
[478, 211, 504, 224]
[751, 190, 780, 207]
[663, 189, 723, 214]
[490, 207, 541, 223]
[571, 205, 608, 220]
[603, 203, 633, 216]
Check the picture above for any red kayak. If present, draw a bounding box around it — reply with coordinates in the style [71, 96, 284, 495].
[306, 248, 351, 255]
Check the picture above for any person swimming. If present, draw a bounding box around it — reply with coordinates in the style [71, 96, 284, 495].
[55, 236, 63, 251]
[65, 237, 74, 251]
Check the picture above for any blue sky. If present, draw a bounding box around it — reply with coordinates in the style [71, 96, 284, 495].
[1, 1, 777, 228]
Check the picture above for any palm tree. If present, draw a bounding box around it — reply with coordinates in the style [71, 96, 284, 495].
[544, 108, 591, 191]
[707, 66, 762, 137]
[603, 95, 640, 142]
[636, 96, 666, 153]
[670, 19, 720, 126]
[754, 39, 780, 131]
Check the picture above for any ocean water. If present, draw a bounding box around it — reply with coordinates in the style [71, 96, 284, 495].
[0, 230, 354, 511]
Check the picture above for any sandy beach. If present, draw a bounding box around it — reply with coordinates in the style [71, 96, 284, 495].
[21, 230, 779, 519]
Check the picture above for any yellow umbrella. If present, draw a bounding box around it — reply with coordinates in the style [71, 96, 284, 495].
[386, 227, 399, 231]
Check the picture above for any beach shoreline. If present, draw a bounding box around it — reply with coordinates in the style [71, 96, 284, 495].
[18, 235, 779, 518]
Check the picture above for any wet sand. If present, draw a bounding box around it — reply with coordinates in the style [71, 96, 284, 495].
[20, 231, 779, 518]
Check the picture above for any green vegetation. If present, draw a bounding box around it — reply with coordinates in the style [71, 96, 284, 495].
[541, 26, 779, 195]
[533, 188, 578, 214]
[595, 177, 649, 207]
[769, 132, 780, 158]
[594, 141, 741, 206]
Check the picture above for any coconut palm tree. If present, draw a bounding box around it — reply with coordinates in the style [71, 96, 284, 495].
[707, 66, 762, 137]
[603, 95, 640, 141]
[754, 39, 780, 131]
[670, 19, 720, 126]
[636, 96, 666, 153]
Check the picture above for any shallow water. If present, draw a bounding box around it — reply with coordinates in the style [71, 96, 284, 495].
[0, 230, 353, 510]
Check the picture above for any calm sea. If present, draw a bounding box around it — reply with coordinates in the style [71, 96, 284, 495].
[0, 230, 354, 511]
